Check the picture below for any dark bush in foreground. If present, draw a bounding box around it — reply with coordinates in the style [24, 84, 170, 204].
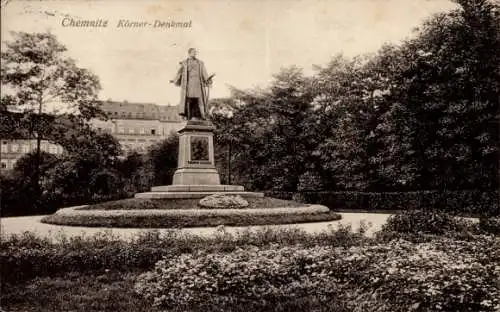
[0, 225, 370, 285]
[0, 271, 359, 312]
[266, 190, 499, 217]
[135, 236, 500, 312]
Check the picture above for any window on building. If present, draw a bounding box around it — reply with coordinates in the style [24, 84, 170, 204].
[118, 127, 124, 134]
[1, 142, 7, 153]
[140, 128, 145, 134]
[11, 144, 18, 152]
[151, 129, 156, 135]
[1, 162, 6, 169]
[23, 144, 30, 153]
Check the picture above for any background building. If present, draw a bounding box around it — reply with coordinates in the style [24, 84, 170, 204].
[90, 100, 183, 154]
[0, 139, 64, 170]
[0, 101, 183, 171]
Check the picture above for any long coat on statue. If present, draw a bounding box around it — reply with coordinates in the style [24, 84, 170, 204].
[173, 58, 209, 119]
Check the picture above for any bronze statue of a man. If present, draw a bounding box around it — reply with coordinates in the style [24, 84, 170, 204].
[171, 48, 213, 120]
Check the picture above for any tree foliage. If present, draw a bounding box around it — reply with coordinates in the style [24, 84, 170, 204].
[1, 31, 106, 198]
[216, 0, 499, 192]
[147, 134, 179, 186]
[1, 31, 104, 119]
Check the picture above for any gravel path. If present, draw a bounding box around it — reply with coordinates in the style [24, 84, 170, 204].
[0, 213, 392, 241]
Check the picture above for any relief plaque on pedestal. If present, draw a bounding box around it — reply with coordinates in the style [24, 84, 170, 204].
[171, 121, 221, 185]
[189, 136, 210, 165]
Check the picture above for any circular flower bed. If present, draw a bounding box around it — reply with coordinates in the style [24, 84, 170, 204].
[40, 197, 341, 228]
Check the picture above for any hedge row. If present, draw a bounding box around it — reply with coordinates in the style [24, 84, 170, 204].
[0, 226, 370, 284]
[265, 190, 499, 216]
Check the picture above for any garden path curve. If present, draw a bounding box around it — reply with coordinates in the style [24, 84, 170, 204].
[0, 212, 391, 241]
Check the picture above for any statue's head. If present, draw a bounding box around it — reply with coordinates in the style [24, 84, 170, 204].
[188, 48, 197, 58]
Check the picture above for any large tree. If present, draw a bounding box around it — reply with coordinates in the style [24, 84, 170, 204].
[210, 97, 239, 185]
[312, 55, 371, 190]
[219, 67, 317, 192]
[1, 31, 105, 197]
[376, 0, 500, 190]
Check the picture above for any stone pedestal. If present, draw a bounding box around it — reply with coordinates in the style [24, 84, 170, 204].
[135, 120, 264, 199]
[172, 121, 220, 185]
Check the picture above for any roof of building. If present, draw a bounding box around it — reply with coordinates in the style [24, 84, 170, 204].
[99, 100, 182, 122]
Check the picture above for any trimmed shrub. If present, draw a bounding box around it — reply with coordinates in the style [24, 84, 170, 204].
[0, 226, 370, 285]
[264, 191, 295, 201]
[479, 217, 500, 236]
[135, 236, 500, 311]
[377, 210, 476, 236]
[274, 190, 499, 217]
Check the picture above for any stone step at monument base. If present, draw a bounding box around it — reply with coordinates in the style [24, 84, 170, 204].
[134, 191, 264, 199]
[152, 184, 244, 192]
[172, 168, 221, 185]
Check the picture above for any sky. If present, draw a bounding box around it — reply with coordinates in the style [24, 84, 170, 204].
[1, 0, 458, 107]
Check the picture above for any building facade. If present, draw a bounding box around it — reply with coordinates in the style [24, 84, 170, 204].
[90, 100, 183, 154]
[0, 139, 64, 170]
[0, 101, 184, 171]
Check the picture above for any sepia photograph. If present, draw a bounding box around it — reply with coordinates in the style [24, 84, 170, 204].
[1, 0, 499, 311]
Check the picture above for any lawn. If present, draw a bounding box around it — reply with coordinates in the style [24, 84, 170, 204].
[77, 197, 306, 210]
[1, 272, 156, 312]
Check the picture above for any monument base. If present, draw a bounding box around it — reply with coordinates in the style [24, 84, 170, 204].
[136, 183, 264, 199]
[152, 184, 244, 192]
[134, 120, 265, 199]
[172, 168, 221, 185]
